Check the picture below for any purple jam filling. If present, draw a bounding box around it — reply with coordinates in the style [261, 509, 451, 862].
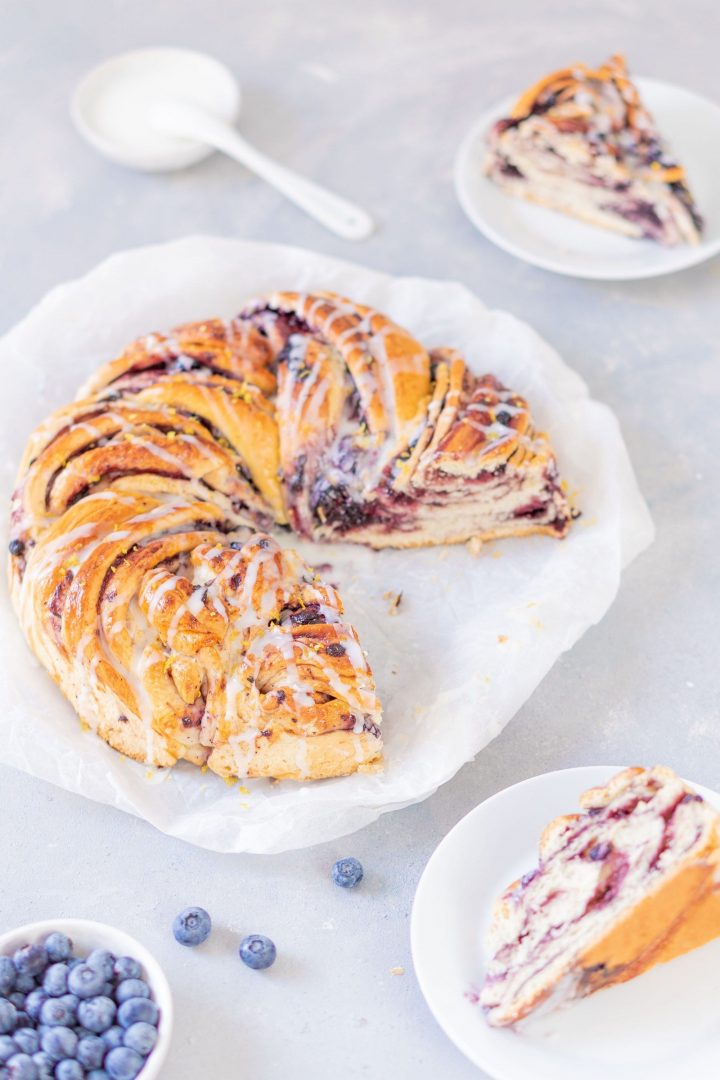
[281, 602, 327, 627]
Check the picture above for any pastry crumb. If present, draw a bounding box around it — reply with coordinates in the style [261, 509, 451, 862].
[498, 634, 508, 644]
[490, 549, 503, 560]
[390, 966, 405, 976]
[383, 590, 403, 615]
[466, 536, 483, 557]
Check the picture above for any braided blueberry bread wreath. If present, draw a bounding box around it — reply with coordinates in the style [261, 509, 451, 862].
[9, 291, 571, 780]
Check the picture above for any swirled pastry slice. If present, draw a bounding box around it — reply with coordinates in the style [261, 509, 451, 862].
[238, 292, 571, 547]
[485, 54, 702, 245]
[481, 767, 720, 1027]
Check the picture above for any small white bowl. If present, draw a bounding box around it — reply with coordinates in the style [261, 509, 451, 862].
[0, 918, 173, 1078]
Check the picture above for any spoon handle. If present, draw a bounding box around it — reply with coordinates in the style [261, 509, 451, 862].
[152, 101, 374, 241]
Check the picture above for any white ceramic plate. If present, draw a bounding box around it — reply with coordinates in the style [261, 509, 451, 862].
[454, 78, 720, 279]
[411, 764, 720, 1079]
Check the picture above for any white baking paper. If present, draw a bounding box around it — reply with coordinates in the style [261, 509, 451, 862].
[0, 237, 653, 852]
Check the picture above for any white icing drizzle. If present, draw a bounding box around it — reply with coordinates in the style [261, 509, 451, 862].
[294, 737, 310, 780]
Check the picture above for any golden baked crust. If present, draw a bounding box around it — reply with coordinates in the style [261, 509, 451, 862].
[485, 54, 703, 246]
[481, 766, 720, 1026]
[9, 291, 570, 775]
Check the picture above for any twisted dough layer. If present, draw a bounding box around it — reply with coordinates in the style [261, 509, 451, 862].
[9, 291, 570, 779]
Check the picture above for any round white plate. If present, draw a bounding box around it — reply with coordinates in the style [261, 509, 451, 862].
[411, 764, 720, 1079]
[454, 78, 720, 279]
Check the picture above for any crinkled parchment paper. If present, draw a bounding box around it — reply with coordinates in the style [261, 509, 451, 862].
[0, 237, 653, 852]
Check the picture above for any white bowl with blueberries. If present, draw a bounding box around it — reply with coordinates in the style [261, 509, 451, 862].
[0, 920, 172, 1079]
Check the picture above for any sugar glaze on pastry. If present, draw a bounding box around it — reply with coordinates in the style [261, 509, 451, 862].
[481, 766, 720, 1026]
[9, 291, 570, 778]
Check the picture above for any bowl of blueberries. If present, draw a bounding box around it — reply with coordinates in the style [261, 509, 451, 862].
[0, 919, 172, 1080]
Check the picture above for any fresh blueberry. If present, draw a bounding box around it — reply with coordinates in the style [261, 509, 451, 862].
[238, 935, 276, 971]
[43, 936, 72, 966]
[113, 982, 148, 1006]
[57, 996, 78, 1020]
[40, 1026, 77, 1062]
[5, 999, 23, 1014]
[112, 959, 140, 984]
[87, 1073, 110, 1080]
[77, 1034, 106, 1070]
[105, 1046, 144, 1080]
[122, 1021, 157, 1057]
[117, 999, 158, 1029]
[12, 977, 34, 997]
[23, 992, 47, 1023]
[38, 999, 73, 1028]
[30, 1054, 54, 1080]
[42, 964, 69, 998]
[67, 965, 105, 1000]
[331, 857, 363, 888]
[86, 951, 115, 981]
[12, 947, 47, 980]
[172, 907, 211, 947]
[0, 1002, 17, 1035]
[0, 1039, 14, 1065]
[77, 996, 116, 1034]
[102, 1027, 123, 1051]
[56, 1060, 84, 1080]
[5, 1054, 37, 1080]
[10, 1032, 37, 1057]
[0, 959, 15, 996]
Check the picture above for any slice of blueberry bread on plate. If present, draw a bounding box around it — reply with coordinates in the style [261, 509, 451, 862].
[484, 54, 703, 245]
[480, 766, 720, 1026]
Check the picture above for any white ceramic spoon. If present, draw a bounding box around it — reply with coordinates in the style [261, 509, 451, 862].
[72, 47, 374, 241]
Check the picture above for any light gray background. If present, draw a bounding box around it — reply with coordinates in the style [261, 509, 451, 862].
[1, 1, 719, 1076]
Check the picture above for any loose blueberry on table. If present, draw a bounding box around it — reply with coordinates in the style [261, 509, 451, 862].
[238, 935, 277, 971]
[0, 933, 160, 1079]
[172, 907, 212, 947]
[332, 857, 364, 888]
